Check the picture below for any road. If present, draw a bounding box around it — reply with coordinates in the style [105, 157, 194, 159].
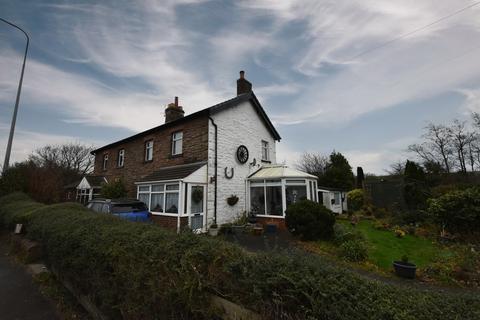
[0, 240, 58, 320]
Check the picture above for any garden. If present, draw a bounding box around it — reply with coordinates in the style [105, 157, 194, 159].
[287, 185, 480, 288]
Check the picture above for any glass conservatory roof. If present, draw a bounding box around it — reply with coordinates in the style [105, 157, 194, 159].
[248, 165, 317, 180]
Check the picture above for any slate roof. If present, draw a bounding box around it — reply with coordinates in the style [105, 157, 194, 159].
[91, 91, 281, 154]
[137, 161, 206, 183]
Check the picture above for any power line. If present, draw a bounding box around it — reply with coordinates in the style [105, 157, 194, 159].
[346, 1, 480, 62]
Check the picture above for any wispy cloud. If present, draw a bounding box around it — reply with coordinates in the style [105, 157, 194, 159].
[2, 0, 480, 172]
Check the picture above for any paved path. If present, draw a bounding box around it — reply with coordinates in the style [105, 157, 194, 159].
[0, 239, 58, 320]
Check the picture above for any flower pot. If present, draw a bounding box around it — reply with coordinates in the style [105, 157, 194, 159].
[393, 261, 416, 279]
[209, 227, 219, 236]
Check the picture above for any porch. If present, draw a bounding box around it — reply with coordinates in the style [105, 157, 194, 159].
[135, 161, 208, 233]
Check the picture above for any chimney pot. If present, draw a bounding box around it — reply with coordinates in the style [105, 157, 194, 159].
[165, 96, 185, 123]
[237, 70, 252, 96]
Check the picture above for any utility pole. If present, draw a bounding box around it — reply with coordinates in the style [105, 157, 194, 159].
[1, 17, 29, 174]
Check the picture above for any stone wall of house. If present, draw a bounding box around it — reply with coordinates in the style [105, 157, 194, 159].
[207, 100, 278, 226]
[92, 115, 209, 197]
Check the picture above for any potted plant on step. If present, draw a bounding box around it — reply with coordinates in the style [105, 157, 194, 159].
[393, 255, 416, 279]
[209, 223, 219, 236]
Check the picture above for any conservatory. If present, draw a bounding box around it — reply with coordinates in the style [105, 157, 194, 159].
[247, 165, 318, 220]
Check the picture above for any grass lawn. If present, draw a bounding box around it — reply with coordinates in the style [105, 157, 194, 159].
[340, 220, 453, 270]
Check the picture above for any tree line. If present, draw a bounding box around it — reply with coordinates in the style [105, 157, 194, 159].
[0, 142, 94, 203]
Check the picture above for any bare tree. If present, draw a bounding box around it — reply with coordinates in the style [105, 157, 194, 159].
[386, 161, 405, 175]
[295, 152, 329, 176]
[408, 123, 453, 173]
[29, 142, 94, 175]
[450, 120, 475, 173]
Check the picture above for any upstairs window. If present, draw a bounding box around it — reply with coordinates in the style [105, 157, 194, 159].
[261, 140, 270, 161]
[117, 149, 125, 167]
[172, 131, 183, 155]
[102, 154, 108, 170]
[145, 140, 153, 161]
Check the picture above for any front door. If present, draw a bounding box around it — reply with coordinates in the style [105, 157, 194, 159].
[187, 184, 206, 232]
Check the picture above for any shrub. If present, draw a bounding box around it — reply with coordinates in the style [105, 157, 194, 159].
[427, 187, 480, 233]
[373, 207, 389, 219]
[346, 189, 364, 212]
[389, 210, 426, 226]
[285, 200, 335, 240]
[1, 193, 480, 320]
[333, 223, 365, 244]
[339, 240, 368, 262]
[100, 179, 127, 199]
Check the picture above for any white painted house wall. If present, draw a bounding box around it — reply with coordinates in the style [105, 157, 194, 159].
[207, 100, 277, 225]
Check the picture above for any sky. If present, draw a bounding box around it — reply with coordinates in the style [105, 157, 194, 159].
[1, 0, 480, 174]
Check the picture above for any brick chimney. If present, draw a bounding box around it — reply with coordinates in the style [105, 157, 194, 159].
[165, 96, 185, 123]
[237, 70, 252, 96]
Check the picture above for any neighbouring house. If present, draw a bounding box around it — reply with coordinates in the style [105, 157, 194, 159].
[74, 176, 107, 204]
[317, 187, 348, 214]
[84, 71, 317, 232]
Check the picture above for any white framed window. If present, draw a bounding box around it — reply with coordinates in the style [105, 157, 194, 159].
[261, 140, 269, 161]
[102, 154, 108, 170]
[117, 149, 125, 167]
[137, 183, 180, 214]
[250, 179, 282, 216]
[172, 131, 183, 155]
[145, 140, 153, 161]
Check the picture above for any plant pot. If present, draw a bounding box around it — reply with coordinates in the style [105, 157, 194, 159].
[209, 227, 219, 236]
[393, 261, 416, 279]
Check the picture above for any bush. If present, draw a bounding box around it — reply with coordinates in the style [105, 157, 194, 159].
[346, 189, 364, 212]
[427, 187, 480, 233]
[388, 210, 426, 226]
[100, 179, 127, 199]
[373, 207, 389, 219]
[333, 223, 365, 244]
[339, 240, 368, 262]
[285, 200, 335, 240]
[1, 193, 480, 320]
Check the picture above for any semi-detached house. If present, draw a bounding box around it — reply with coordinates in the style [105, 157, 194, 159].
[89, 72, 318, 232]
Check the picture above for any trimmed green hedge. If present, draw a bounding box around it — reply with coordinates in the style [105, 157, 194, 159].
[1, 193, 479, 319]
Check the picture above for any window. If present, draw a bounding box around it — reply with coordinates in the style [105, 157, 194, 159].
[286, 185, 307, 206]
[117, 149, 125, 167]
[172, 131, 183, 155]
[250, 179, 282, 216]
[137, 183, 180, 214]
[334, 192, 341, 205]
[145, 140, 153, 161]
[102, 154, 108, 170]
[261, 140, 269, 161]
[250, 186, 265, 215]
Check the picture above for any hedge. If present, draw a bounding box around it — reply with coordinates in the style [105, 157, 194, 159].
[1, 193, 479, 320]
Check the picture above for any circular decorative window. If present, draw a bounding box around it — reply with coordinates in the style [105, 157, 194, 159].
[236, 145, 249, 164]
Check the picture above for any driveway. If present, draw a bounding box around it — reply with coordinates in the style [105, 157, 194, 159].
[0, 239, 58, 320]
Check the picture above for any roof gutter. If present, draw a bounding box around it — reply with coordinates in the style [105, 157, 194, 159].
[208, 116, 218, 224]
